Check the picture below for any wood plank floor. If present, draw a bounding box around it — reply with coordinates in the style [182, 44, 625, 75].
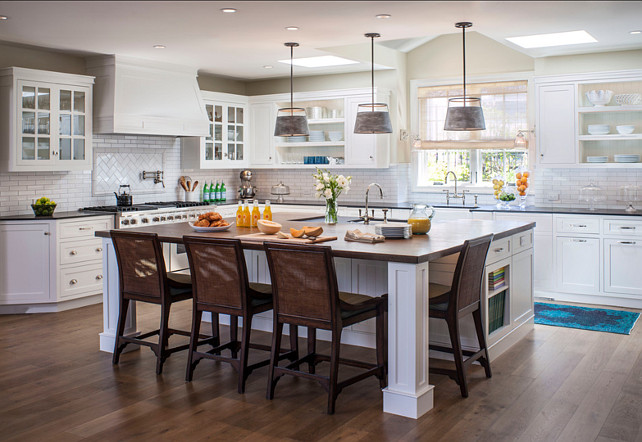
[1, 301, 641, 441]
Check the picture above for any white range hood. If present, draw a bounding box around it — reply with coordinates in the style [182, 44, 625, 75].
[86, 55, 209, 137]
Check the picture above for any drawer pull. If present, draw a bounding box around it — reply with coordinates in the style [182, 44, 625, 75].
[494, 247, 504, 253]
[96, 274, 103, 280]
[69, 250, 78, 256]
[570, 224, 587, 228]
[44, 232, 50, 236]
[619, 241, 636, 245]
[69, 279, 78, 285]
[78, 227, 93, 231]
[96, 247, 103, 252]
[620, 226, 636, 230]
[573, 239, 587, 243]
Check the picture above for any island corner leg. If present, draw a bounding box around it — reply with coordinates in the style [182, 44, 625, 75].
[383, 260, 434, 419]
[99, 237, 138, 353]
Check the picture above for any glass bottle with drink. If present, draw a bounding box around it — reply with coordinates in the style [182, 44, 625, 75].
[236, 201, 244, 227]
[203, 182, 210, 203]
[242, 201, 251, 227]
[220, 181, 227, 202]
[263, 200, 272, 221]
[251, 200, 260, 227]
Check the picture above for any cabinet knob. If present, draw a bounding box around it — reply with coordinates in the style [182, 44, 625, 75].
[69, 279, 78, 285]
[70, 250, 78, 255]
[620, 226, 636, 230]
[44, 232, 50, 236]
[369, 155, 373, 159]
[96, 274, 103, 280]
[96, 247, 103, 252]
[494, 247, 504, 253]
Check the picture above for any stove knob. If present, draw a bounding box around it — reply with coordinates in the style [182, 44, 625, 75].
[160, 216, 166, 221]
[121, 219, 130, 225]
[167, 215, 174, 221]
[130, 219, 138, 225]
[152, 217, 160, 222]
[141, 218, 149, 224]
[182, 214, 188, 219]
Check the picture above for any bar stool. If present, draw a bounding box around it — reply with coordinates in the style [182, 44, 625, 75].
[111, 230, 194, 375]
[428, 233, 494, 397]
[182, 236, 299, 393]
[263, 241, 387, 415]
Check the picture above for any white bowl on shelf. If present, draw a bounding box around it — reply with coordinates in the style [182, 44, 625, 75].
[587, 124, 610, 135]
[614, 93, 642, 106]
[585, 90, 613, 107]
[616, 125, 635, 135]
[328, 131, 344, 142]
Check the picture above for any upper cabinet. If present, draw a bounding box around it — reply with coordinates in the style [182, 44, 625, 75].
[249, 88, 391, 169]
[0, 67, 94, 172]
[181, 91, 249, 169]
[535, 70, 642, 168]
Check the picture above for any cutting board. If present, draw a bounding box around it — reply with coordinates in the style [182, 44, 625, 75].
[236, 232, 337, 244]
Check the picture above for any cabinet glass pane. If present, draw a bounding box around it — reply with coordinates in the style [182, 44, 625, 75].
[236, 126, 243, 142]
[236, 107, 243, 124]
[37, 139, 50, 160]
[22, 137, 35, 160]
[214, 105, 222, 122]
[228, 144, 235, 160]
[206, 104, 213, 122]
[60, 90, 72, 111]
[60, 114, 71, 135]
[215, 143, 222, 160]
[228, 106, 235, 123]
[22, 112, 35, 134]
[214, 125, 222, 141]
[73, 91, 85, 113]
[73, 139, 85, 160]
[60, 138, 72, 160]
[37, 88, 50, 110]
[206, 124, 213, 141]
[227, 128, 235, 142]
[73, 115, 85, 135]
[38, 113, 50, 134]
[236, 143, 243, 161]
[22, 86, 35, 109]
[205, 142, 213, 161]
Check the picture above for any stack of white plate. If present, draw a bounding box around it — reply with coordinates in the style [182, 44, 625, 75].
[587, 156, 608, 163]
[308, 130, 325, 142]
[614, 154, 640, 163]
[374, 222, 412, 239]
[328, 131, 344, 142]
[587, 124, 610, 135]
[287, 136, 308, 143]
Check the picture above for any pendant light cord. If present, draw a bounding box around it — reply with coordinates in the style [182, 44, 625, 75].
[371, 34, 375, 111]
[462, 25, 466, 106]
[290, 44, 294, 113]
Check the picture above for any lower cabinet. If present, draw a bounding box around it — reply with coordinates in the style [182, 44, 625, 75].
[604, 239, 642, 297]
[511, 248, 534, 324]
[556, 236, 600, 295]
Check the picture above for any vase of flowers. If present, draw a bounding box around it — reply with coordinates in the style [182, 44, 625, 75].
[313, 168, 351, 225]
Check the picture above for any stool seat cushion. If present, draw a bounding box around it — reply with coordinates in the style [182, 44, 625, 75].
[339, 291, 385, 320]
[168, 272, 192, 298]
[248, 283, 273, 307]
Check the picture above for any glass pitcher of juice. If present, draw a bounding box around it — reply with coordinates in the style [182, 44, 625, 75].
[407, 204, 435, 235]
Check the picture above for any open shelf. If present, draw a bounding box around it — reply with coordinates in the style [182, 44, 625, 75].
[578, 105, 642, 113]
[275, 141, 345, 148]
[488, 285, 509, 299]
[579, 134, 642, 141]
[307, 118, 344, 124]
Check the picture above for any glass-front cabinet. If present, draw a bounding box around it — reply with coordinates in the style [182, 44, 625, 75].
[181, 92, 249, 169]
[1, 67, 93, 172]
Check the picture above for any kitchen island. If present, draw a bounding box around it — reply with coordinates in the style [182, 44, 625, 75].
[95, 213, 535, 419]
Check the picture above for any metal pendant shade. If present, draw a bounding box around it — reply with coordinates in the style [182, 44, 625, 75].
[444, 22, 486, 131]
[274, 42, 309, 137]
[354, 33, 392, 134]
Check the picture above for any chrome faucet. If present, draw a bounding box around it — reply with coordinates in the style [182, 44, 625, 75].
[443, 171, 467, 206]
[361, 183, 384, 225]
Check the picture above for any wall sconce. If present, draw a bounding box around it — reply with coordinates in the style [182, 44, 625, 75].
[514, 129, 534, 148]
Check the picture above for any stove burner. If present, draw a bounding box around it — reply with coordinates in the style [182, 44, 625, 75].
[80, 205, 155, 213]
[143, 201, 211, 208]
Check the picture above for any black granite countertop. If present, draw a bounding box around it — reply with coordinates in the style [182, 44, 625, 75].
[474, 205, 642, 217]
[0, 210, 116, 221]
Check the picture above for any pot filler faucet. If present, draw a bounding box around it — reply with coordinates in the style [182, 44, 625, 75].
[443, 171, 468, 206]
[359, 183, 384, 225]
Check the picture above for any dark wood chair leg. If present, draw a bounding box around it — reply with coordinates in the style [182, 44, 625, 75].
[267, 321, 284, 400]
[211, 312, 220, 351]
[238, 314, 253, 394]
[112, 298, 130, 365]
[156, 303, 171, 375]
[288, 324, 299, 367]
[186, 307, 202, 382]
[327, 328, 342, 415]
[307, 327, 316, 374]
[447, 317, 468, 398]
[473, 308, 492, 378]
[230, 315, 239, 359]
[376, 306, 387, 388]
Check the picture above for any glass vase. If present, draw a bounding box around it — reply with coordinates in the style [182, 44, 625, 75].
[325, 198, 338, 225]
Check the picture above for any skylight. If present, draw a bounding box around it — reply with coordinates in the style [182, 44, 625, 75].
[506, 30, 597, 49]
[278, 56, 359, 68]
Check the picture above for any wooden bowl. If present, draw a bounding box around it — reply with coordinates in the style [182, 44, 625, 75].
[257, 219, 282, 235]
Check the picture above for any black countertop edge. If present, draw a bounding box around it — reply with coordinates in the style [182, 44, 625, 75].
[0, 210, 115, 221]
[473, 205, 642, 217]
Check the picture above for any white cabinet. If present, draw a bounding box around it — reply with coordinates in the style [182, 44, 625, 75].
[536, 83, 576, 165]
[0, 67, 94, 172]
[0, 223, 51, 304]
[249, 102, 276, 166]
[181, 91, 249, 169]
[604, 239, 642, 297]
[344, 94, 390, 168]
[511, 248, 534, 324]
[556, 236, 600, 295]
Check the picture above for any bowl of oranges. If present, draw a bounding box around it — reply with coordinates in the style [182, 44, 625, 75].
[515, 170, 530, 207]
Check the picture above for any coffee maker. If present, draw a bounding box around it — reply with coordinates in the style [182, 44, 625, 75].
[238, 170, 257, 199]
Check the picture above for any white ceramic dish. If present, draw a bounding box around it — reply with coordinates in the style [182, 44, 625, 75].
[328, 131, 343, 142]
[614, 154, 640, 163]
[587, 124, 610, 135]
[586, 90, 613, 107]
[614, 93, 642, 106]
[587, 156, 608, 163]
[188, 221, 234, 232]
[616, 125, 635, 135]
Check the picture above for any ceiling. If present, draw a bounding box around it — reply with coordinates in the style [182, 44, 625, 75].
[0, 1, 641, 80]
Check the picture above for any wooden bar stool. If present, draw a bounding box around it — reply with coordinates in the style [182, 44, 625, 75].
[263, 241, 387, 415]
[111, 230, 194, 375]
[182, 236, 298, 393]
[428, 233, 494, 398]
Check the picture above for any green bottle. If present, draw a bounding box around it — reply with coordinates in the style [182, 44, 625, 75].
[214, 180, 221, 201]
[220, 181, 227, 202]
[209, 181, 216, 203]
[203, 182, 210, 203]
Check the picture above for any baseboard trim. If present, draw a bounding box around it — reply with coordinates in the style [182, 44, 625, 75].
[0, 294, 102, 314]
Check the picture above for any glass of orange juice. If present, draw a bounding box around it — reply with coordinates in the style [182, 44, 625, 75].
[407, 204, 435, 235]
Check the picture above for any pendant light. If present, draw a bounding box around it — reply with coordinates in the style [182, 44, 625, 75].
[444, 22, 485, 131]
[354, 33, 392, 134]
[274, 42, 309, 137]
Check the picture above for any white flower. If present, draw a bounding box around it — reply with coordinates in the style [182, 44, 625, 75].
[322, 173, 330, 182]
[315, 192, 322, 199]
[315, 183, 324, 191]
[323, 188, 333, 199]
[336, 176, 348, 188]
[343, 186, 350, 193]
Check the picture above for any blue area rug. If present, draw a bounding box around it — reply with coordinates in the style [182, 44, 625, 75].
[534, 302, 640, 335]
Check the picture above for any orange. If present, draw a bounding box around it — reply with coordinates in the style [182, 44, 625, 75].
[523, 182, 529, 188]
[521, 177, 528, 184]
[523, 171, 530, 178]
[516, 172, 522, 179]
